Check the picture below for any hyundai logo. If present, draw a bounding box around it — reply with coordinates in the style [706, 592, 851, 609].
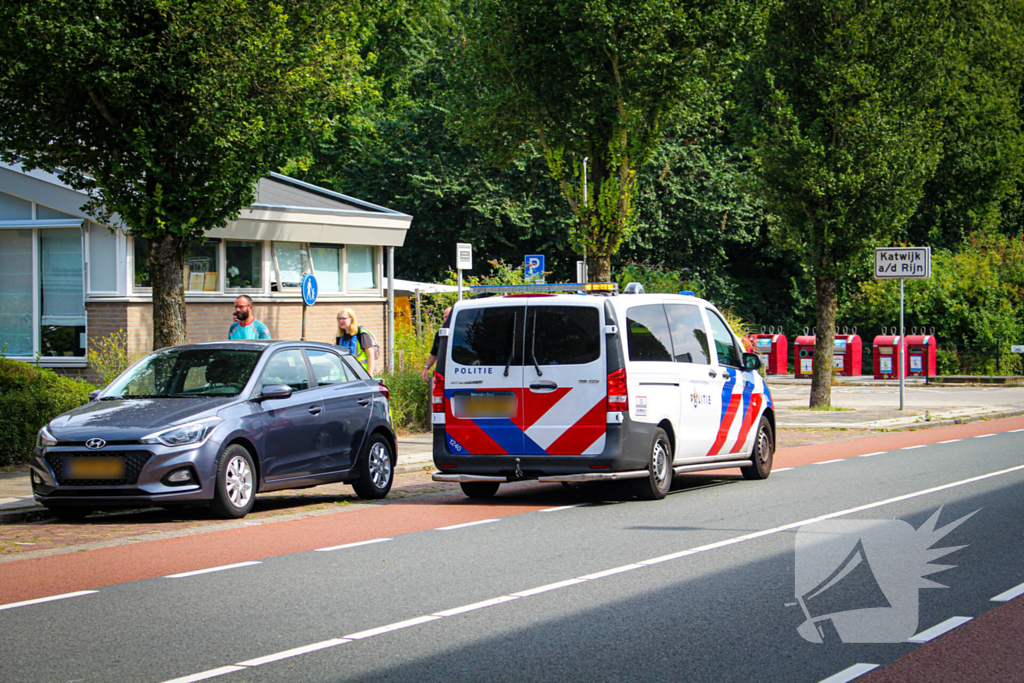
[85, 438, 106, 450]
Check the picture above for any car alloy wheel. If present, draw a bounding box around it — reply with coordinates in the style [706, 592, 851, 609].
[225, 454, 253, 509]
[368, 441, 392, 489]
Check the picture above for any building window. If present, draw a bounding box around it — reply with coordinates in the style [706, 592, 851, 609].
[347, 245, 377, 290]
[310, 244, 343, 293]
[0, 229, 34, 356]
[39, 228, 86, 357]
[88, 223, 118, 293]
[226, 240, 262, 290]
[133, 236, 151, 288]
[272, 242, 311, 291]
[183, 240, 219, 292]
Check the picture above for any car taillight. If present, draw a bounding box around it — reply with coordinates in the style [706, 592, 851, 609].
[432, 372, 445, 413]
[377, 381, 390, 401]
[607, 368, 628, 412]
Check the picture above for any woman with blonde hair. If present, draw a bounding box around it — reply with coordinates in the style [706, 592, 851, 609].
[335, 308, 375, 375]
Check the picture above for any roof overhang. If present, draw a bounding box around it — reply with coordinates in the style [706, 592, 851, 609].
[207, 205, 411, 247]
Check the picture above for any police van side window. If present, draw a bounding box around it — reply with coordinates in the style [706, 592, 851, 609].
[707, 310, 743, 367]
[665, 304, 711, 364]
[451, 306, 524, 366]
[530, 306, 600, 365]
[625, 305, 674, 362]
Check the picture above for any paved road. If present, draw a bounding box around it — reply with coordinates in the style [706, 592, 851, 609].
[1, 419, 1022, 683]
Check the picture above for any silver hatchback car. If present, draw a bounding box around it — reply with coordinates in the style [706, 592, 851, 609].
[30, 340, 396, 519]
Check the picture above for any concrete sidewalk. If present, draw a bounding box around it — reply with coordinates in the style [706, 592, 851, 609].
[4, 378, 1024, 521]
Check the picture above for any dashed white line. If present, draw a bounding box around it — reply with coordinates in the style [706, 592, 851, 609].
[164, 561, 262, 579]
[315, 538, 392, 552]
[858, 452, 885, 458]
[817, 663, 879, 683]
[236, 639, 349, 666]
[154, 463, 1024, 683]
[991, 582, 1024, 602]
[814, 459, 843, 465]
[907, 616, 972, 643]
[1009, 429, 1024, 433]
[974, 434, 995, 439]
[902, 445, 926, 450]
[539, 503, 592, 513]
[938, 439, 962, 444]
[436, 518, 500, 531]
[344, 615, 441, 640]
[0, 590, 98, 612]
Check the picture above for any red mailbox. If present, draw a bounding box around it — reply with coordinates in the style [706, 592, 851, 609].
[751, 333, 788, 375]
[832, 334, 862, 376]
[872, 335, 906, 380]
[905, 334, 936, 378]
[794, 334, 816, 379]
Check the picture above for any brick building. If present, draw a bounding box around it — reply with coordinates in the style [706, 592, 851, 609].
[0, 162, 412, 382]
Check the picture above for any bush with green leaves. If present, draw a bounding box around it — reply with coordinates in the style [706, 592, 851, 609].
[0, 358, 95, 466]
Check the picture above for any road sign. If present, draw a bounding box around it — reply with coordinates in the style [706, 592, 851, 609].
[302, 274, 318, 306]
[1012, 345, 1024, 354]
[525, 254, 545, 280]
[874, 247, 931, 279]
[456, 243, 473, 270]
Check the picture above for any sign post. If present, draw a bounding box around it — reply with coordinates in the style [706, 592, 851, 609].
[874, 247, 931, 409]
[456, 243, 473, 301]
[525, 254, 545, 283]
[301, 273, 318, 340]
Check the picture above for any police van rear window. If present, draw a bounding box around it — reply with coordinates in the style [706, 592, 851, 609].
[451, 306, 523, 366]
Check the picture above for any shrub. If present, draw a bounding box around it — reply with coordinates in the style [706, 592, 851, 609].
[0, 358, 95, 466]
[381, 371, 430, 433]
[90, 329, 145, 387]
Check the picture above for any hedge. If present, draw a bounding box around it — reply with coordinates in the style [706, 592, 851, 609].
[0, 358, 95, 466]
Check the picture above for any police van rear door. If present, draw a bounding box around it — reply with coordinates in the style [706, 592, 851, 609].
[523, 301, 606, 455]
[444, 300, 526, 456]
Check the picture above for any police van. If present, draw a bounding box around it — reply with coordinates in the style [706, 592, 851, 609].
[430, 283, 774, 500]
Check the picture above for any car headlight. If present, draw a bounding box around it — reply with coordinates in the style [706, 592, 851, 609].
[141, 417, 223, 447]
[36, 424, 58, 449]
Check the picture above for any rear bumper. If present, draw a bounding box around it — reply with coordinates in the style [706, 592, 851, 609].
[432, 417, 654, 478]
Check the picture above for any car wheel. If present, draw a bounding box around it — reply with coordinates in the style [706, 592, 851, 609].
[633, 428, 673, 500]
[47, 506, 91, 521]
[210, 444, 256, 519]
[460, 481, 500, 498]
[352, 433, 395, 499]
[741, 416, 774, 480]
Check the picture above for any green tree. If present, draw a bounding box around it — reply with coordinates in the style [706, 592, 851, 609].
[739, 0, 954, 407]
[0, 0, 374, 348]
[447, 0, 769, 282]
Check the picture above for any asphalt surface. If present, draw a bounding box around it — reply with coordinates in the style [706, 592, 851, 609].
[1, 417, 1022, 683]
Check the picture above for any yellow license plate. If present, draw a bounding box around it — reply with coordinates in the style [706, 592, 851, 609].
[64, 457, 125, 479]
[456, 393, 517, 419]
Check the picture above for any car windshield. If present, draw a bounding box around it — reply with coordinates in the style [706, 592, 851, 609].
[104, 348, 262, 398]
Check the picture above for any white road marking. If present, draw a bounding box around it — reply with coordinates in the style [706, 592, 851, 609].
[539, 503, 592, 513]
[991, 582, 1024, 602]
[902, 445, 926, 450]
[814, 459, 843, 465]
[858, 452, 885, 457]
[344, 615, 441, 640]
[315, 538, 392, 552]
[0, 590, 98, 612]
[161, 666, 246, 683]
[817, 663, 879, 683]
[974, 434, 995, 438]
[236, 639, 350, 666]
[433, 596, 519, 617]
[164, 561, 262, 579]
[938, 439, 962, 444]
[436, 518, 500, 531]
[1009, 429, 1024, 433]
[155, 463, 1024, 683]
[907, 616, 972, 643]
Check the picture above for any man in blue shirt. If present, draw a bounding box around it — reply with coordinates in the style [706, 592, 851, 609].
[228, 295, 271, 340]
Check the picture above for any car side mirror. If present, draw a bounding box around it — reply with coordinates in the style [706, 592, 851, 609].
[743, 353, 763, 371]
[256, 383, 292, 401]
[89, 390, 101, 402]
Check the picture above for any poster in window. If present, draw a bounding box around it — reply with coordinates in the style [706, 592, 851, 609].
[203, 271, 218, 291]
[183, 265, 190, 285]
[189, 272, 205, 291]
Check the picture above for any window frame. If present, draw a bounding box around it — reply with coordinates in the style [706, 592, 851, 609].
[706, 309, 743, 368]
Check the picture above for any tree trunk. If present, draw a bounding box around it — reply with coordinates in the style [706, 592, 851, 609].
[590, 255, 611, 283]
[810, 274, 837, 407]
[149, 233, 188, 350]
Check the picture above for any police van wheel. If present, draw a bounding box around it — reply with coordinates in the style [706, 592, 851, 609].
[634, 428, 672, 500]
[741, 417, 774, 481]
[460, 481, 500, 498]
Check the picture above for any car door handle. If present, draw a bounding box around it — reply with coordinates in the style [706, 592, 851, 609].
[708, 370, 717, 378]
[529, 381, 558, 392]
[308, 405, 323, 415]
[357, 398, 371, 406]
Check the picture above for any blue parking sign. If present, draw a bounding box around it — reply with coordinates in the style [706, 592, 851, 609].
[525, 254, 545, 279]
[302, 274, 318, 306]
